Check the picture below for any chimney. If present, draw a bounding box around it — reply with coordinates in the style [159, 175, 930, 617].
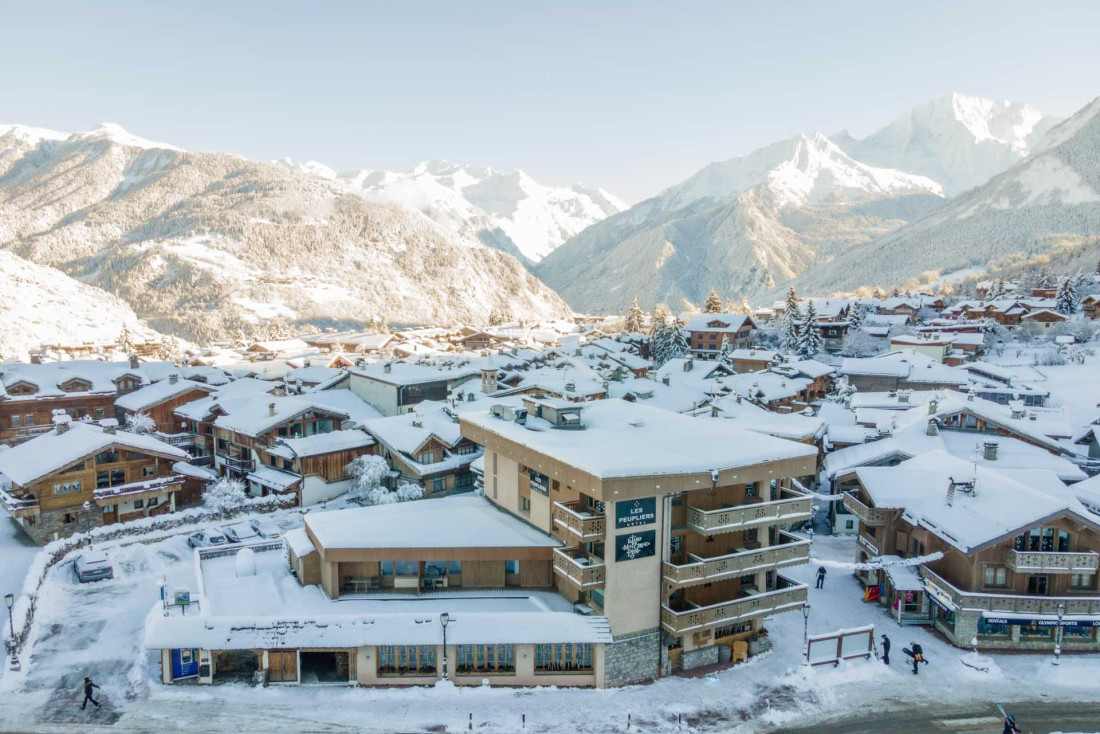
[946, 479, 956, 507]
[169, 374, 179, 385]
[661, 375, 670, 387]
[304, 358, 311, 367]
[129, 354, 139, 369]
[983, 440, 999, 461]
[104, 423, 116, 435]
[268, 402, 276, 417]
[928, 399, 938, 415]
[711, 405, 719, 418]
[384, 362, 392, 374]
[926, 418, 939, 436]
[735, 393, 742, 404]
[897, 389, 910, 404]
[53, 413, 71, 435]
[684, 358, 694, 372]
[967, 389, 975, 402]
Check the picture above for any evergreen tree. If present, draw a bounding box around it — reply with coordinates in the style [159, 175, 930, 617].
[719, 337, 736, 364]
[623, 297, 645, 333]
[649, 303, 674, 365]
[116, 325, 137, 355]
[780, 287, 801, 355]
[669, 317, 688, 359]
[703, 289, 723, 313]
[847, 302, 864, 331]
[1055, 277, 1078, 315]
[796, 301, 823, 359]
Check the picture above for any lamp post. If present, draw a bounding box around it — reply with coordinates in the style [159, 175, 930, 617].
[802, 603, 811, 646]
[1054, 603, 1065, 665]
[439, 612, 450, 680]
[4, 593, 18, 671]
[82, 500, 93, 549]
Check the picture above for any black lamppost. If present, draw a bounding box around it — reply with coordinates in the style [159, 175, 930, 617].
[1054, 602, 1065, 665]
[4, 593, 18, 671]
[802, 603, 811, 646]
[439, 612, 450, 680]
[82, 500, 93, 548]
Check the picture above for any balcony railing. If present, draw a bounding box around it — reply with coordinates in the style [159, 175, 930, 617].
[686, 493, 811, 535]
[1004, 548, 1100, 574]
[553, 547, 606, 589]
[922, 566, 1100, 616]
[663, 532, 810, 588]
[155, 431, 200, 446]
[661, 575, 807, 634]
[0, 488, 39, 517]
[842, 492, 889, 526]
[0, 424, 53, 439]
[552, 501, 605, 541]
[221, 455, 255, 473]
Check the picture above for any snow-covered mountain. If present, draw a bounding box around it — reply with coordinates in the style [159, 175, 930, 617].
[332, 161, 625, 263]
[0, 250, 162, 359]
[537, 131, 946, 313]
[789, 96, 1100, 296]
[0, 124, 572, 344]
[832, 93, 1060, 196]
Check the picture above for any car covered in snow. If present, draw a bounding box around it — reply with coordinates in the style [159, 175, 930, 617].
[221, 522, 258, 543]
[249, 518, 282, 539]
[73, 550, 114, 583]
[187, 529, 228, 548]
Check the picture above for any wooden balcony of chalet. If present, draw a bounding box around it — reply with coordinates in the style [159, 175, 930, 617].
[552, 500, 605, 541]
[552, 547, 606, 589]
[842, 491, 889, 526]
[663, 531, 810, 589]
[661, 574, 807, 634]
[686, 488, 811, 536]
[1003, 548, 1100, 575]
[922, 566, 1100, 616]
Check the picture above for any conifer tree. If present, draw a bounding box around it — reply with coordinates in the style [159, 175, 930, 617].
[703, 289, 723, 313]
[719, 337, 736, 364]
[116, 324, 137, 355]
[847, 302, 864, 331]
[624, 297, 645, 333]
[1055, 277, 1078, 315]
[796, 301, 822, 359]
[780, 287, 801, 355]
[649, 303, 674, 365]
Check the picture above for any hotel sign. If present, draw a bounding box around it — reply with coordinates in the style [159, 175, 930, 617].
[529, 469, 549, 496]
[615, 530, 656, 562]
[615, 497, 656, 529]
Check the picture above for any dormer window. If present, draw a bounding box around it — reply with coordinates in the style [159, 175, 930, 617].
[60, 378, 92, 393]
[6, 381, 38, 396]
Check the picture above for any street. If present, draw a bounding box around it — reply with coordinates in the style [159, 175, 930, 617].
[771, 700, 1100, 733]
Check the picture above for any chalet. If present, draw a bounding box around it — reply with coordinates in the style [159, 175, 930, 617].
[888, 333, 956, 363]
[727, 348, 778, 374]
[113, 375, 215, 434]
[1021, 309, 1068, 329]
[1082, 295, 1100, 320]
[348, 362, 480, 417]
[362, 401, 482, 495]
[0, 420, 189, 544]
[173, 378, 279, 459]
[842, 451, 1100, 651]
[682, 313, 756, 360]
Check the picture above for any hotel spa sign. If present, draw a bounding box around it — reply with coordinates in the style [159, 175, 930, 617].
[615, 530, 656, 562]
[615, 497, 656, 529]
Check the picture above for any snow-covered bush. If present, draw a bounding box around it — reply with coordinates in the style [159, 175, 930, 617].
[124, 411, 156, 434]
[395, 482, 425, 502]
[1065, 345, 1094, 365]
[347, 454, 389, 499]
[838, 329, 883, 357]
[203, 477, 249, 513]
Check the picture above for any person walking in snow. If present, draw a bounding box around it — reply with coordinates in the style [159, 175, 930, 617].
[880, 634, 890, 665]
[1002, 715, 1021, 734]
[909, 642, 924, 675]
[81, 677, 101, 710]
[815, 566, 826, 589]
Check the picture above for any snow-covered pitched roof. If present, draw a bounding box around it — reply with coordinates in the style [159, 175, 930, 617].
[275, 429, 374, 458]
[682, 312, 753, 333]
[283, 365, 345, 384]
[350, 361, 480, 386]
[0, 359, 171, 398]
[114, 378, 214, 412]
[462, 398, 816, 480]
[173, 378, 277, 421]
[706, 395, 825, 442]
[214, 395, 350, 438]
[247, 466, 301, 491]
[306, 495, 561, 550]
[0, 423, 188, 486]
[304, 388, 384, 426]
[362, 401, 462, 454]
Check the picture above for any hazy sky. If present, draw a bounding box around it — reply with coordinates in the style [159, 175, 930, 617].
[2, 1, 1098, 203]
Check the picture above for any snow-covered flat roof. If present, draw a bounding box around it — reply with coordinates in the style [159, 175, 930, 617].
[462, 399, 816, 479]
[305, 495, 562, 550]
[350, 362, 480, 386]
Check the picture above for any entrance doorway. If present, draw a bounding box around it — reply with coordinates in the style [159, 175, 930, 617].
[299, 651, 351, 683]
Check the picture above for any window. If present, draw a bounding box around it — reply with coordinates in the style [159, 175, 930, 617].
[53, 481, 82, 496]
[62, 512, 78, 524]
[95, 408, 105, 419]
[505, 560, 519, 575]
[424, 561, 447, 578]
[431, 477, 445, 493]
[447, 560, 462, 575]
[1057, 529, 1070, 553]
[394, 561, 418, 576]
[455, 443, 479, 456]
[1020, 622, 1052, 638]
[983, 567, 1007, 587]
[10, 415, 21, 427]
[142, 466, 156, 478]
[269, 456, 277, 467]
[976, 618, 1009, 637]
[1070, 573, 1094, 591]
[283, 460, 293, 472]
[520, 497, 531, 513]
[534, 643, 593, 673]
[1064, 625, 1095, 639]
[744, 482, 757, 499]
[148, 497, 158, 507]
[95, 449, 120, 465]
[24, 414, 34, 426]
[133, 499, 144, 509]
[377, 645, 436, 675]
[456, 472, 474, 488]
[1041, 528, 1055, 552]
[1027, 574, 1049, 595]
[457, 644, 515, 674]
[416, 451, 435, 465]
[380, 561, 394, 576]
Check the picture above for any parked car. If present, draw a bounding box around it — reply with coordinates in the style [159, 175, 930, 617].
[250, 518, 282, 539]
[222, 522, 258, 543]
[74, 551, 113, 583]
[187, 530, 228, 548]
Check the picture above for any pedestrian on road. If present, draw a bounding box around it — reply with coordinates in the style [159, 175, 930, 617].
[910, 642, 924, 675]
[81, 677, 100, 710]
[1003, 715, 1021, 734]
[815, 566, 827, 589]
[880, 634, 890, 665]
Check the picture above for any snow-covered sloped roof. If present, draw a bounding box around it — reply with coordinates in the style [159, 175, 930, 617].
[707, 394, 824, 442]
[214, 395, 350, 438]
[721, 371, 810, 403]
[462, 398, 816, 480]
[350, 361, 480, 386]
[682, 312, 753, 333]
[274, 429, 374, 459]
[173, 378, 278, 421]
[283, 365, 345, 384]
[0, 423, 188, 487]
[114, 378, 214, 412]
[284, 527, 315, 557]
[0, 359, 170, 398]
[304, 388, 384, 426]
[305, 495, 561, 550]
[172, 461, 218, 482]
[728, 348, 779, 362]
[362, 401, 462, 454]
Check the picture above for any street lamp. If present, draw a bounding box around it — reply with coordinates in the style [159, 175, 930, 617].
[439, 612, 450, 680]
[802, 603, 811, 646]
[4, 593, 18, 671]
[82, 500, 93, 548]
[1054, 603, 1065, 666]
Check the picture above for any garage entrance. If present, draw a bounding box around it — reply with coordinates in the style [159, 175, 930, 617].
[299, 651, 351, 684]
[212, 650, 259, 683]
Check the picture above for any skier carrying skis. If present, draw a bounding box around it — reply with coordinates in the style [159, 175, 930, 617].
[1002, 715, 1021, 734]
[909, 642, 925, 675]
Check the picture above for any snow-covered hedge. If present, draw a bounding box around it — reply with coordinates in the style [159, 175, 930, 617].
[3, 493, 297, 658]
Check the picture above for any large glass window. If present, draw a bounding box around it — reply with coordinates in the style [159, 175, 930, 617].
[380, 562, 394, 576]
[94, 449, 120, 465]
[1027, 575, 1049, 595]
[1020, 622, 1052, 638]
[1057, 530, 1071, 553]
[394, 561, 419, 576]
[1070, 573, 1094, 590]
[976, 618, 1008, 637]
[424, 561, 447, 578]
[505, 560, 519, 575]
[377, 645, 436, 675]
[456, 644, 515, 674]
[53, 481, 82, 496]
[534, 643, 593, 673]
[1041, 528, 1055, 552]
[447, 560, 462, 575]
[1063, 625, 1095, 639]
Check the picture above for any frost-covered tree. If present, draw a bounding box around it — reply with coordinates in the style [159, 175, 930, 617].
[1055, 277, 1078, 315]
[155, 335, 182, 364]
[703, 289, 723, 313]
[838, 328, 882, 357]
[1070, 318, 1097, 343]
[668, 317, 688, 359]
[330, 341, 345, 354]
[116, 324, 137, 355]
[347, 454, 389, 499]
[395, 482, 425, 502]
[719, 337, 736, 364]
[780, 288, 801, 355]
[203, 477, 249, 514]
[124, 411, 156, 434]
[623, 298, 645, 334]
[986, 278, 1006, 301]
[648, 303, 675, 365]
[488, 306, 509, 327]
[796, 302, 822, 359]
[847, 303, 865, 331]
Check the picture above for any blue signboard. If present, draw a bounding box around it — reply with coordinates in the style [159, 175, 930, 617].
[529, 469, 549, 496]
[984, 616, 1100, 628]
[615, 530, 656, 562]
[615, 497, 656, 529]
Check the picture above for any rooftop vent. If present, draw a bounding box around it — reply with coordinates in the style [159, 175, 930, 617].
[268, 402, 276, 417]
[628, 419, 645, 428]
[983, 440, 999, 461]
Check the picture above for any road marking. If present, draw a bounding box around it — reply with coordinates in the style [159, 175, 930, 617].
[936, 716, 1003, 729]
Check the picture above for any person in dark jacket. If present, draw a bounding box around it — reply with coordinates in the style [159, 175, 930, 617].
[1002, 715, 1021, 734]
[81, 678, 100, 710]
[880, 634, 890, 665]
[815, 566, 827, 589]
[910, 642, 924, 675]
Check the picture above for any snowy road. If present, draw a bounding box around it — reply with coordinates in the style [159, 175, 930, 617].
[0, 510, 40, 681]
[771, 701, 1100, 733]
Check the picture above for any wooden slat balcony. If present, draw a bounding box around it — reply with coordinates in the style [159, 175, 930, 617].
[1003, 548, 1100, 574]
[0, 488, 39, 518]
[842, 492, 888, 526]
[922, 566, 1100, 616]
[552, 547, 606, 589]
[663, 531, 810, 589]
[686, 494, 811, 535]
[661, 575, 807, 634]
[552, 501, 605, 541]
